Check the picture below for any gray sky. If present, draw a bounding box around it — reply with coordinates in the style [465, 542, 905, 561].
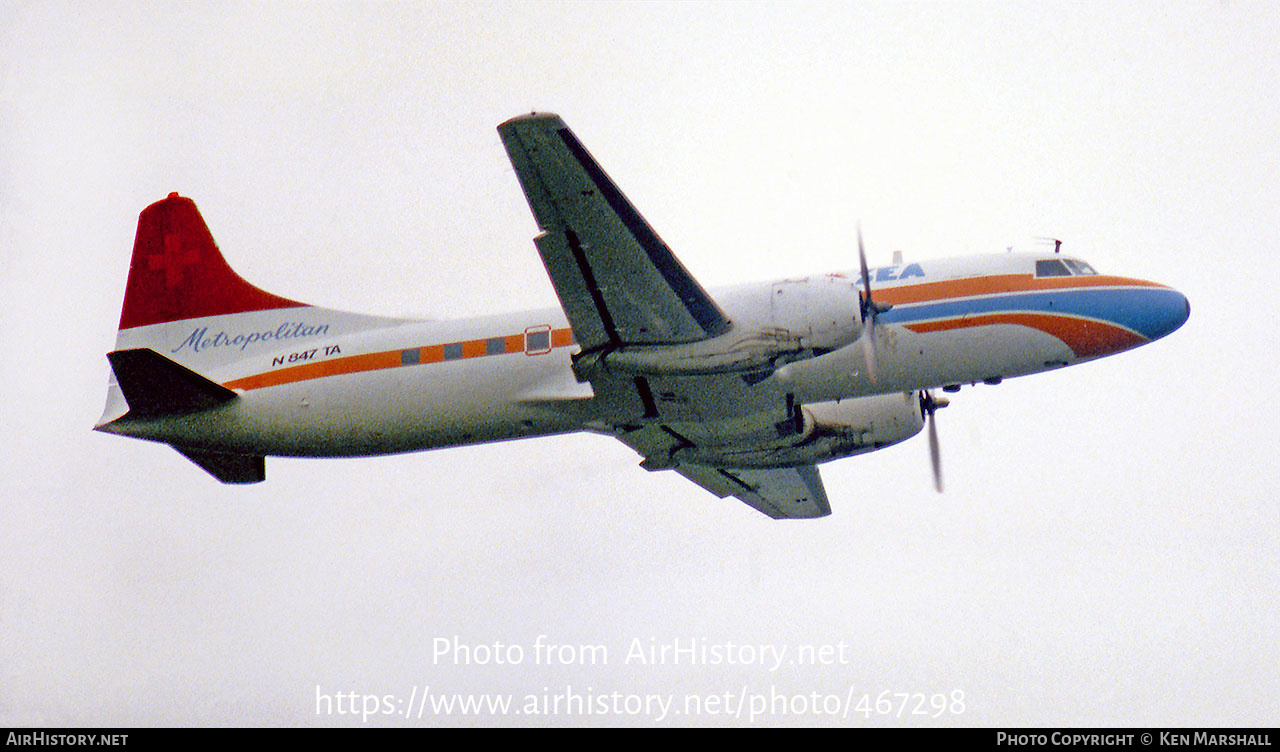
[2, 1, 1276, 726]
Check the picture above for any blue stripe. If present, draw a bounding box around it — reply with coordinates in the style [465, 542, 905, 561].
[881, 286, 1185, 340]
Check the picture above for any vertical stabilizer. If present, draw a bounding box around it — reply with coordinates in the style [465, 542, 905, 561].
[102, 193, 407, 391]
[117, 193, 306, 330]
[97, 194, 411, 472]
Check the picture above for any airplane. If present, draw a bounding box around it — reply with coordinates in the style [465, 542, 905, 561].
[94, 113, 1190, 519]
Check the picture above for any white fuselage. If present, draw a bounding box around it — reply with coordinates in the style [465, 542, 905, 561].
[98, 252, 1190, 460]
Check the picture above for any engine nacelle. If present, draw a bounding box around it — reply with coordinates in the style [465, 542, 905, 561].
[801, 391, 925, 451]
[678, 391, 925, 468]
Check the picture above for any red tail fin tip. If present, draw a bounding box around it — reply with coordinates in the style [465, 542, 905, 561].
[117, 194, 305, 330]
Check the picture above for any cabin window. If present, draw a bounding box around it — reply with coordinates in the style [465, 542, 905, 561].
[525, 325, 552, 355]
[1064, 259, 1098, 275]
[1035, 259, 1071, 277]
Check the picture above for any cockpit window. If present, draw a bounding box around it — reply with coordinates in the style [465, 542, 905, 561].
[1035, 259, 1071, 277]
[1064, 259, 1098, 275]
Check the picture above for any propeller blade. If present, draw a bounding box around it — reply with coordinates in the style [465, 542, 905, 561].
[856, 223, 879, 383]
[858, 224, 873, 304]
[928, 409, 943, 492]
[919, 390, 949, 492]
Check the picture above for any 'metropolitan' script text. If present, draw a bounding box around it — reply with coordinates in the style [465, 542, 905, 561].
[172, 322, 330, 354]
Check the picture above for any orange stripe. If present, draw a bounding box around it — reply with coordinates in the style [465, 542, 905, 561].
[224, 350, 401, 391]
[905, 312, 1146, 358]
[877, 274, 1164, 306]
[223, 326, 579, 391]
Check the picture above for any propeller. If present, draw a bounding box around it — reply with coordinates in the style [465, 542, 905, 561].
[856, 225, 892, 383]
[919, 390, 950, 492]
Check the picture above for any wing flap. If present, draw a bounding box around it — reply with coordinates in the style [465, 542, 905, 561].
[677, 464, 832, 519]
[499, 113, 729, 351]
[532, 229, 615, 352]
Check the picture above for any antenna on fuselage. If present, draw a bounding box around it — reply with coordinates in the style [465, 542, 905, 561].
[1035, 236, 1063, 254]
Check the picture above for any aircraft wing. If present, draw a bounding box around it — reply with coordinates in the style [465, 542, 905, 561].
[498, 113, 730, 353]
[676, 464, 831, 519]
[500, 114, 824, 520]
[614, 421, 831, 519]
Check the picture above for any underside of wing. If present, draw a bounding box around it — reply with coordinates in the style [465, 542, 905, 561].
[676, 464, 831, 519]
[603, 374, 826, 518]
[498, 113, 730, 353]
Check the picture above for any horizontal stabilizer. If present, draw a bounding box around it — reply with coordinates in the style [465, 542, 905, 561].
[107, 348, 238, 419]
[173, 446, 265, 484]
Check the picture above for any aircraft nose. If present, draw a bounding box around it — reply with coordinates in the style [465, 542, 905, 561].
[1145, 286, 1190, 342]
